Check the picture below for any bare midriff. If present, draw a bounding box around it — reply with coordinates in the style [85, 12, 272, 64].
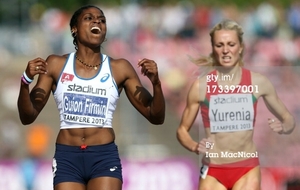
[56, 128, 115, 146]
[202, 127, 257, 165]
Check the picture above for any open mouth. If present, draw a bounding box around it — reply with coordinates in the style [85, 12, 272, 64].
[222, 56, 231, 62]
[91, 26, 101, 34]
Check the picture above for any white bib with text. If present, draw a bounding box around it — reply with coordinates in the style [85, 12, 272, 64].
[209, 93, 254, 133]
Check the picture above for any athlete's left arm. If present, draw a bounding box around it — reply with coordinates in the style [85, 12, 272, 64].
[121, 58, 165, 125]
[258, 74, 295, 134]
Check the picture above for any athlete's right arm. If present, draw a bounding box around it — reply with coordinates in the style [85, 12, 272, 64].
[177, 78, 205, 154]
[17, 56, 55, 125]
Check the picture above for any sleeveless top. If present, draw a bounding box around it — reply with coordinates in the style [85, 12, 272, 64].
[53, 52, 119, 129]
[200, 68, 258, 133]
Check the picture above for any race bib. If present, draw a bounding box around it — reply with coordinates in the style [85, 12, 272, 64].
[62, 92, 109, 126]
[209, 93, 254, 133]
[200, 165, 209, 179]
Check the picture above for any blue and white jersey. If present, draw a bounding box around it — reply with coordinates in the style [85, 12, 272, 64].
[53, 52, 119, 129]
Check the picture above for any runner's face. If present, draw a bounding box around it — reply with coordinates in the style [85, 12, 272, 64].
[212, 29, 243, 68]
[76, 7, 107, 48]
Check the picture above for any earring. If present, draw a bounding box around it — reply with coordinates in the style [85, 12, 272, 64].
[71, 31, 77, 37]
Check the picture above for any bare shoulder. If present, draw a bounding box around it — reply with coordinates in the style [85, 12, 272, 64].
[192, 75, 207, 91]
[199, 74, 208, 87]
[199, 75, 208, 102]
[251, 71, 267, 83]
[188, 75, 207, 103]
[46, 54, 70, 78]
[109, 57, 138, 85]
[250, 70, 274, 96]
[110, 57, 137, 75]
[110, 57, 133, 69]
[46, 54, 69, 64]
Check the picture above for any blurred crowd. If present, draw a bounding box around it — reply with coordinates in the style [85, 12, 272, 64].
[0, 0, 300, 172]
[0, 1, 300, 189]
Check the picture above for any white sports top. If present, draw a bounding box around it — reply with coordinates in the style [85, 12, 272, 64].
[53, 52, 119, 129]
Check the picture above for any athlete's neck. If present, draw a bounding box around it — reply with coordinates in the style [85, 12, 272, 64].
[216, 66, 242, 84]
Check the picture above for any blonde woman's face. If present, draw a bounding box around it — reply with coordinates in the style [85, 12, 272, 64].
[212, 29, 243, 67]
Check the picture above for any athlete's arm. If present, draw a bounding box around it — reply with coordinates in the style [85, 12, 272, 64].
[177, 79, 203, 153]
[121, 58, 165, 125]
[17, 55, 55, 125]
[259, 74, 295, 134]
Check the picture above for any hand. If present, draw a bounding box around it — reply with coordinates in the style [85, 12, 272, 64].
[268, 118, 284, 134]
[25, 57, 48, 79]
[193, 137, 214, 155]
[137, 58, 160, 85]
